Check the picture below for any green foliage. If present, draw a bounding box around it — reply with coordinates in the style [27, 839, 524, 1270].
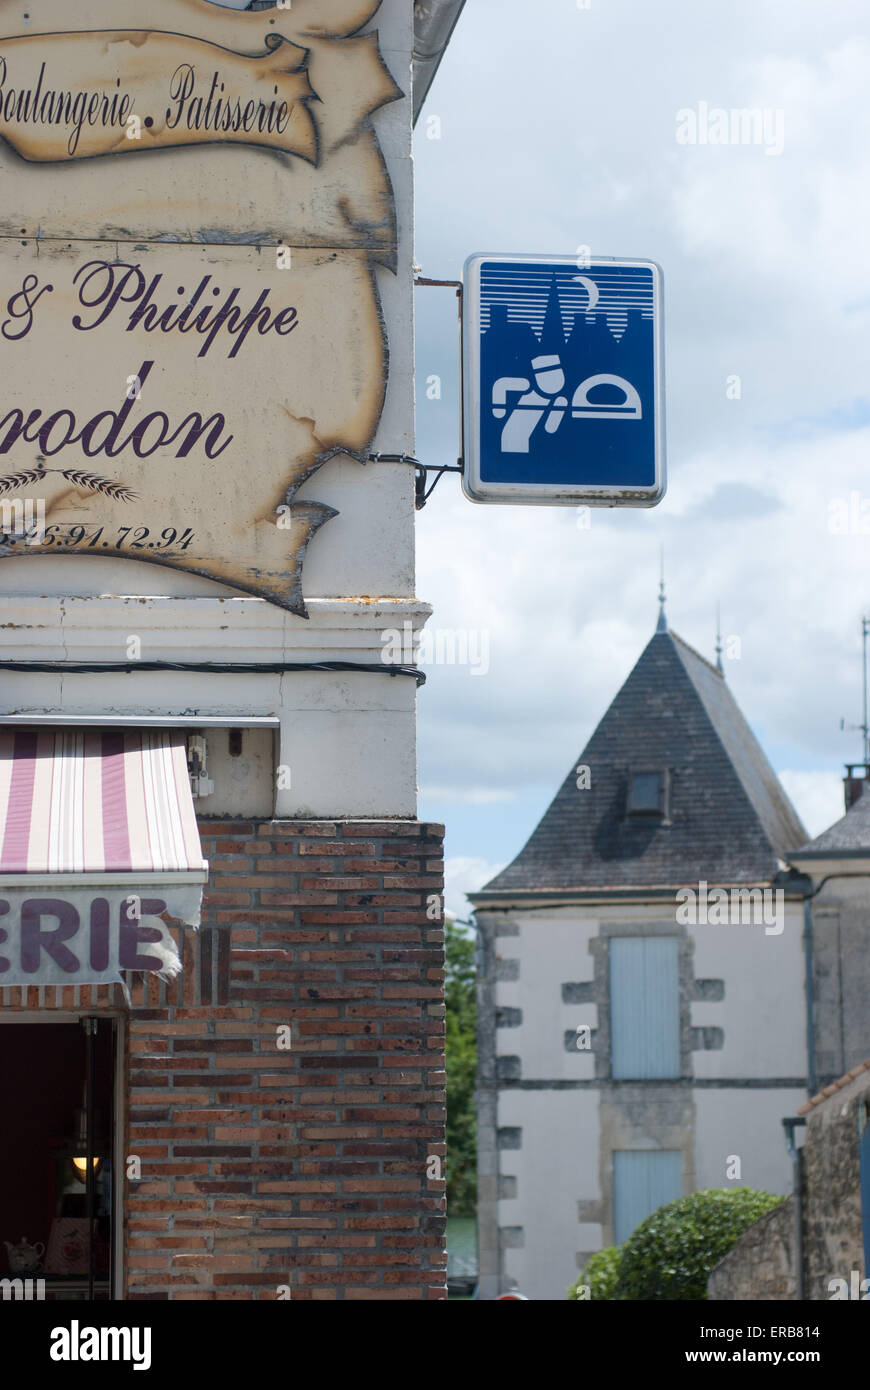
[568, 1245, 623, 1300]
[568, 1190, 785, 1301]
[614, 1188, 785, 1301]
[445, 917, 477, 1216]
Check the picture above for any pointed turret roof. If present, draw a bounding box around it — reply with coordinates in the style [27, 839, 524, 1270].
[474, 628, 807, 897]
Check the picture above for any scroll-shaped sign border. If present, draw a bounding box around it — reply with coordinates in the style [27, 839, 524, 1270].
[0, 0, 386, 47]
[0, 31, 319, 164]
[0, 0, 403, 614]
[0, 0, 401, 169]
[0, 241, 390, 616]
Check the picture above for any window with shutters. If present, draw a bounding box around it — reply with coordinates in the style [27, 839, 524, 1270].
[609, 936, 680, 1079]
[612, 1150, 683, 1244]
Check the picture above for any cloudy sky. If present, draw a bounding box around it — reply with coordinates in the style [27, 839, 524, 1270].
[411, 0, 870, 915]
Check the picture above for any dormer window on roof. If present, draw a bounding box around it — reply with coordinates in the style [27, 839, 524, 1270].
[628, 769, 669, 819]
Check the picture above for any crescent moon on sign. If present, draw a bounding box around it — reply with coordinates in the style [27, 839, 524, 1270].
[573, 275, 600, 312]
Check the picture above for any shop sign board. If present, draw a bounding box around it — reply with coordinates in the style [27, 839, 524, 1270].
[0, 0, 400, 616]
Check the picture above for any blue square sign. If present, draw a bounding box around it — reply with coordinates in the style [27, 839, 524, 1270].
[461, 254, 665, 506]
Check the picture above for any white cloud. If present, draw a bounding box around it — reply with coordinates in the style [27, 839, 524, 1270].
[413, 0, 870, 867]
[778, 770, 847, 841]
[422, 785, 516, 805]
[418, 418, 870, 799]
[444, 856, 505, 920]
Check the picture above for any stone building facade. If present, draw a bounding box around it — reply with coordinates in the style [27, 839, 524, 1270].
[706, 771, 870, 1301]
[790, 785, 870, 1092]
[471, 610, 811, 1301]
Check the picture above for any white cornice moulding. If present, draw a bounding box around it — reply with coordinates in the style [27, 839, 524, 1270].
[0, 595, 433, 662]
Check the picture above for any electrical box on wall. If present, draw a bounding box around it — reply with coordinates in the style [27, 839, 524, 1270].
[186, 727, 277, 816]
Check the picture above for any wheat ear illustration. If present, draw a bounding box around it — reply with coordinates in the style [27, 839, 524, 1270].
[56, 470, 138, 502]
[0, 469, 44, 494]
[0, 469, 138, 502]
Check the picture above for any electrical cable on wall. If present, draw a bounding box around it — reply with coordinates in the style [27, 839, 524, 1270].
[368, 453, 463, 509]
[0, 660, 426, 686]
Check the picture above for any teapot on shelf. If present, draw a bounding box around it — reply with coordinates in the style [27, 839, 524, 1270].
[4, 1237, 45, 1273]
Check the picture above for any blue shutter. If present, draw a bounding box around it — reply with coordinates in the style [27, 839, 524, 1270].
[610, 936, 680, 1079]
[613, 1150, 683, 1244]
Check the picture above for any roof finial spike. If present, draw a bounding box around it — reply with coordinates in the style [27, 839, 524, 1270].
[656, 546, 667, 633]
[715, 603, 724, 675]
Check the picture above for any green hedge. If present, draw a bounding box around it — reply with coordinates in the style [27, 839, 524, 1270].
[568, 1244, 622, 1300]
[615, 1188, 784, 1301]
[567, 1188, 784, 1300]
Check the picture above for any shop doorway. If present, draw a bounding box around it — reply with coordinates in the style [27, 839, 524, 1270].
[0, 1018, 120, 1300]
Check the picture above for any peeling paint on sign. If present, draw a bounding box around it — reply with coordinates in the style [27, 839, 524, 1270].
[0, 0, 400, 612]
[0, 242, 388, 615]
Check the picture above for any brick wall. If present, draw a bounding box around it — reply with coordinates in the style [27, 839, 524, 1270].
[125, 819, 447, 1300]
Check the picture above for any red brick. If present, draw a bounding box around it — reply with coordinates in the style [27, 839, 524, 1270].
[116, 818, 445, 1302]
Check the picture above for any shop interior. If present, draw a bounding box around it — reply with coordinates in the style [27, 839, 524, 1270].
[0, 1018, 116, 1299]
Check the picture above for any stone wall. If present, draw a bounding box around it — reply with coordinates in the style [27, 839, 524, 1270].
[708, 1062, 870, 1300]
[707, 1196, 797, 1301]
[801, 1068, 866, 1300]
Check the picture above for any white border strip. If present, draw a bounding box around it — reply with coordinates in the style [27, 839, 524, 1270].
[0, 869, 208, 887]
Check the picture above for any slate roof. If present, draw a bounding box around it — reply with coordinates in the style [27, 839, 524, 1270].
[475, 627, 808, 896]
[792, 784, 870, 857]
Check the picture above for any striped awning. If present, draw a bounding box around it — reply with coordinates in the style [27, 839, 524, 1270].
[0, 728, 207, 878]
